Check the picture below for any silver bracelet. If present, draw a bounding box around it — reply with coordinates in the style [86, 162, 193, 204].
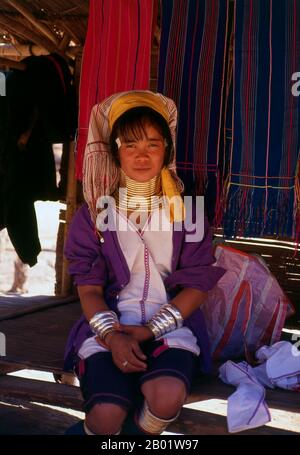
[162, 304, 183, 329]
[89, 311, 119, 340]
[147, 304, 183, 339]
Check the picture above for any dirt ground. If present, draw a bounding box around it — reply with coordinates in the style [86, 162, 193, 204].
[0, 201, 64, 296]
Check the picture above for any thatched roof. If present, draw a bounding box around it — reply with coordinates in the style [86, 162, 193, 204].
[0, 0, 89, 65]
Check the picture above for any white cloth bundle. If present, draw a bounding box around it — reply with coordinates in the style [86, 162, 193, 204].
[219, 341, 300, 433]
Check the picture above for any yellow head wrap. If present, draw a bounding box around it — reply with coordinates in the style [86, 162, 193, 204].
[108, 92, 169, 130]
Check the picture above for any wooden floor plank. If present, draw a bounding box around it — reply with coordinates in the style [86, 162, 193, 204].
[0, 398, 80, 435]
[0, 299, 299, 435]
[188, 376, 300, 414]
[169, 407, 299, 435]
[1, 375, 299, 435]
[0, 300, 82, 372]
[0, 375, 82, 410]
[0, 295, 77, 321]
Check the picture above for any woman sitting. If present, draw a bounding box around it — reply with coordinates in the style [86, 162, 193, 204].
[64, 91, 225, 435]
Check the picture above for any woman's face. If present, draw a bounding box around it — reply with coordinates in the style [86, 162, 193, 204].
[118, 122, 166, 182]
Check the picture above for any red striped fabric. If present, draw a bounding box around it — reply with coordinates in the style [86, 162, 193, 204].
[76, 0, 154, 179]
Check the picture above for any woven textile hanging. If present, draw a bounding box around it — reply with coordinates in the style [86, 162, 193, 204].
[219, 0, 300, 240]
[75, 0, 154, 179]
[157, 0, 229, 220]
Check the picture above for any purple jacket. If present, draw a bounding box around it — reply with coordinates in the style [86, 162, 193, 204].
[63, 203, 226, 373]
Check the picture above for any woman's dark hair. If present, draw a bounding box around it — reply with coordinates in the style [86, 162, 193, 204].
[109, 106, 173, 167]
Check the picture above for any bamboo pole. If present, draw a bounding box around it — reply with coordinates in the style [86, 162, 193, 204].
[74, 50, 83, 101]
[58, 33, 70, 52]
[58, 34, 78, 61]
[56, 47, 82, 295]
[61, 141, 77, 296]
[5, 0, 60, 46]
[65, 46, 82, 58]
[0, 57, 26, 70]
[0, 14, 56, 54]
[0, 16, 74, 63]
[56, 21, 82, 47]
[0, 44, 49, 58]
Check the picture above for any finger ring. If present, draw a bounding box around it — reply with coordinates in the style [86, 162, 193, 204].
[122, 360, 128, 367]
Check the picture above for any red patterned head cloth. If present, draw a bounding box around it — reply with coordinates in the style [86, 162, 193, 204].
[82, 90, 184, 224]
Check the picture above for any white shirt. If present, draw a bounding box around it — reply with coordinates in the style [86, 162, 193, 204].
[78, 207, 200, 359]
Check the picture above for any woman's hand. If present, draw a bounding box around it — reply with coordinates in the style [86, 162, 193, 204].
[115, 324, 153, 343]
[101, 332, 147, 373]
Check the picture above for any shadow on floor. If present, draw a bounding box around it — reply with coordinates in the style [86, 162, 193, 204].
[0, 397, 82, 435]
